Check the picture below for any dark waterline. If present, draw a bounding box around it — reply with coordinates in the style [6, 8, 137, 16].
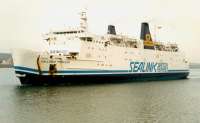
[0, 68, 200, 123]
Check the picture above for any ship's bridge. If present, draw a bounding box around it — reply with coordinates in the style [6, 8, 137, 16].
[43, 27, 87, 45]
[51, 27, 85, 36]
[52, 28, 85, 35]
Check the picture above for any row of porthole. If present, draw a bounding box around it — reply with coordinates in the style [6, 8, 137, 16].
[97, 63, 112, 67]
[124, 58, 133, 61]
[124, 51, 135, 54]
[85, 53, 108, 59]
[87, 47, 107, 51]
[83, 40, 105, 44]
[98, 56, 107, 59]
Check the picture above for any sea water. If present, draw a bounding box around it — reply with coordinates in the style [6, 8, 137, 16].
[0, 68, 200, 123]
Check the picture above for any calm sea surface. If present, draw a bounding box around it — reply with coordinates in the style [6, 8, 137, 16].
[0, 68, 200, 123]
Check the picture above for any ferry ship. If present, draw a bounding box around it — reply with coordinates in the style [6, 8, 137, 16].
[12, 11, 189, 85]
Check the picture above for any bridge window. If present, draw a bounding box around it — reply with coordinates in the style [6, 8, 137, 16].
[80, 37, 93, 42]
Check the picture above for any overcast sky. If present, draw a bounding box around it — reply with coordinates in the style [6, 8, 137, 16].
[0, 0, 200, 62]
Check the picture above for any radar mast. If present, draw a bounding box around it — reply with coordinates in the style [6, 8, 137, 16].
[79, 9, 88, 32]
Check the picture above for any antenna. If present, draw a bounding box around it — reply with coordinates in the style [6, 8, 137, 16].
[154, 25, 162, 41]
[79, 8, 88, 32]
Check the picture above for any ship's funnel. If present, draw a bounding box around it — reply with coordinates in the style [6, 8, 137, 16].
[107, 25, 116, 35]
[140, 22, 152, 41]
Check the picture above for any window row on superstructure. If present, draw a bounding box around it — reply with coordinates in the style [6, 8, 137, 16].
[53, 30, 84, 35]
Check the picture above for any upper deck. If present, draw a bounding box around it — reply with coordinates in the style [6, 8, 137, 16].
[43, 11, 179, 53]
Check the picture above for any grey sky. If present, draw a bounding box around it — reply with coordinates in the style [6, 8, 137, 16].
[0, 0, 200, 62]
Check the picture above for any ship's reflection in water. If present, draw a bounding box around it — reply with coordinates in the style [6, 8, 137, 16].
[0, 69, 200, 123]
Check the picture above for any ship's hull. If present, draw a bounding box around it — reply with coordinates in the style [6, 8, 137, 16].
[12, 49, 189, 85]
[15, 67, 189, 85]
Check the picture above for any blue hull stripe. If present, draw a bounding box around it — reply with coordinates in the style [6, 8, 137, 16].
[14, 66, 189, 75]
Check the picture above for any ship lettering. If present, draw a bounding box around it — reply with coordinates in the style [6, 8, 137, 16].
[130, 61, 168, 72]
